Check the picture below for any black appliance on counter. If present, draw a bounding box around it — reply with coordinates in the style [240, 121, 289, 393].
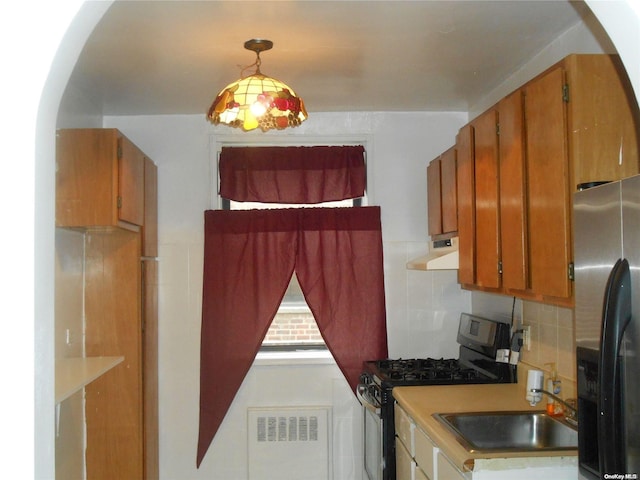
[357, 313, 517, 480]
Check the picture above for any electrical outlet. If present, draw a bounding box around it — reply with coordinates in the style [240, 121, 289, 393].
[522, 325, 531, 351]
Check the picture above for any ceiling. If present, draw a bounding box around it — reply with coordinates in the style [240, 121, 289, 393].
[68, 0, 597, 116]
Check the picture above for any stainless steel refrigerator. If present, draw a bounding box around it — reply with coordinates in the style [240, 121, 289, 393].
[574, 174, 640, 480]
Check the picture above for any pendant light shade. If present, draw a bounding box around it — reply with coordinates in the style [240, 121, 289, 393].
[207, 39, 307, 132]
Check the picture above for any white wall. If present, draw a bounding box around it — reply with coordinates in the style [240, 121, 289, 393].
[102, 111, 470, 479]
[54, 229, 85, 479]
[470, 5, 614, 117]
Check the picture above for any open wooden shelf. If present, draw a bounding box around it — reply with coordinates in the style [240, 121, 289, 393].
[55, 356, 124, 404]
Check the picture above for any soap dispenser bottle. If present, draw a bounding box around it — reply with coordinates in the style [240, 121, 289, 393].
[544, 362, 563, 416]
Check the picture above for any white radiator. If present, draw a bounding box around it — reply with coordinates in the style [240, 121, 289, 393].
[248, 406, 332, 480]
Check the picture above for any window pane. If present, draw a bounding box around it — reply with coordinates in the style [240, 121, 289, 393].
[226, 197, 357, 351]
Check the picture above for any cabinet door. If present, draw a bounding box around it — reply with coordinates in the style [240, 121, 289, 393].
[85, 230, 143, 480]
[56, 129, 118, 228]
[142, 157, 158, 257]
[524, 65, 572, 299]
[427, 157, 443, 236]
[395, 403, 415, 456]
[56, 129, 145, 230]
[456, 125, 475, 285]
[498, 90, 528, 291]
[415, 466, 429, 480]
[437, 452, 467, 480]
[565, 54, 639, 187]
[118, 134, 146, 226]
[440, 147, 458, 234]
[472, 109, 501, 288]
[414, 427, 436, 480]
[395, 439, 415, 480]
[142, 259, 159, 480]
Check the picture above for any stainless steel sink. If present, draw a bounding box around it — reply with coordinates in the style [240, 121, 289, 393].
[433, 411, 578, 453]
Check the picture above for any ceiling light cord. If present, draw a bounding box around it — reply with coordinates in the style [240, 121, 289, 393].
[241, 53, 262, 78]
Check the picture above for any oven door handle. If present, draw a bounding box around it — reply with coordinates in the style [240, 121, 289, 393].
[357, 383, 381, 415]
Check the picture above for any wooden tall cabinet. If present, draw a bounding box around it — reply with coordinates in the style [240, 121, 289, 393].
[56, 128, 159, 480]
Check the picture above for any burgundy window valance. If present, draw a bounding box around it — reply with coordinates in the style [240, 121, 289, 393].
[196, 206, 388, 467]
[218, 145, 366, 203]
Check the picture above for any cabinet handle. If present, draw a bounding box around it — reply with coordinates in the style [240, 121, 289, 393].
[568, 262, 575, 281]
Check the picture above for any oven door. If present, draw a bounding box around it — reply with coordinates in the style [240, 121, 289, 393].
[357, 384, 383, 480]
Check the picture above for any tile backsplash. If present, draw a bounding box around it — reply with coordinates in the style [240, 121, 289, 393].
[471, 291, 576, 398]
[520, 300, 576, 397]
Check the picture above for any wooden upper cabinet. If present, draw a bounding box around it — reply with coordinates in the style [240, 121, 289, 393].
[456, 124, 475, 286]
[498, 90, 528, 292]
[524, 65, 572, 299]
[142, 157, 158, 257]
[56, 129, 146, 230]
[564, 54, 639, 187]
[448, 54, 637, 305]
[440, 147, 458, 234]
[427, 147, 457, 238]
[427, 157, 442, 236]
[118, 135, 145, 226]
[471, 109, 501, 289]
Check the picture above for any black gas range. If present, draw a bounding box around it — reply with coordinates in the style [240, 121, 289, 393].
[357, 313, 517, 480]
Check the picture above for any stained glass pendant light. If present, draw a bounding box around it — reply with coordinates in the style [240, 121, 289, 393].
[207, 39, 308, 132]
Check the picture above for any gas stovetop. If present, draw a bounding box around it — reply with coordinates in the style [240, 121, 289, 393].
[361, 313, 518, 388]
[363, 356, 493, 386]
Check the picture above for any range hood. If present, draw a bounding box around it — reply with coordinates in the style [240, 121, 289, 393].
[406, 237, 459, 270]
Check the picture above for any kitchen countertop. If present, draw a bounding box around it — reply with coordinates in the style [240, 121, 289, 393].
[393, 382, 578, 474]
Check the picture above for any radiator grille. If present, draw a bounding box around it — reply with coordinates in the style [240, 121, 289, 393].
[256, 415, 319, 442]
[248, 407, 331, 480]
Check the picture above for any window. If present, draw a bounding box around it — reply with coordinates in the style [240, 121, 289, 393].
[226, 198, 359, 351]
[216, 143, 367, 351]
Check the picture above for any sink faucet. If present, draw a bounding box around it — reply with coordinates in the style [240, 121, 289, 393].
[530, 388, 578, 426]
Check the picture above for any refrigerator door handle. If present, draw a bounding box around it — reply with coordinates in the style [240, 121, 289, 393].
[598, 258, 632, 475]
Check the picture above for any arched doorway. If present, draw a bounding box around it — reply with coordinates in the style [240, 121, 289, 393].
[20, 2, 640, 479]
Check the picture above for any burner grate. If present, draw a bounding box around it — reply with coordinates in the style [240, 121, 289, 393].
[372, 358, 483, 384]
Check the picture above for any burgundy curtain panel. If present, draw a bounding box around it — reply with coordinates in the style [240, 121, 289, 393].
[197, 206, 387, 467]
[218, 145, 366, 203]
[296, 207, 388, 391]
[197, 209, 299, 467]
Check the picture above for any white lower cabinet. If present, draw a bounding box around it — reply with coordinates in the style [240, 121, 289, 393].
[396, 437, 416, 480]
[415, 466, 429, 480]
[396, 402, 469, 480]
[437, 451, 468, 480]
[395, 403, 436, 480]
[394, 402, 576, 480]
[414, 425, 436, 479]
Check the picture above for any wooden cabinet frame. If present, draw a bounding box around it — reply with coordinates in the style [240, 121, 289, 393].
[55, 128, 159, 480]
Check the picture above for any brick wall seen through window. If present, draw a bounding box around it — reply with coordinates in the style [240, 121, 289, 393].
[228, 200, 357, 350]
